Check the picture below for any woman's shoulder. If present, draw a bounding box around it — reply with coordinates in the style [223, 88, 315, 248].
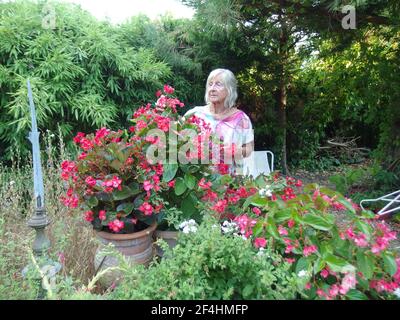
[235, 109, 253, 129]
[184, 105, 208, 117]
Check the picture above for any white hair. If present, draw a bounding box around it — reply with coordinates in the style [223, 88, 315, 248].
[205, 68, 238, 109]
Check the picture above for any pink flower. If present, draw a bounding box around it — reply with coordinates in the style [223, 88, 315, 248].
[78, 152, 87, 160]
[332, 201, 346, 211]
[288, 219, 295, 228]
[303, 245, 318, 257]
[320, 269, 329, 278]
[286, 258, 295, 264]
[167, 180, 176, 188]
[329, 284, 340, 297]
[80, 138, 94, 151]
[305, 283, 311, 290]
[108, 219, 124, 233]
[339, 273, 356, 295]
[278, 225, 288, 236]
[198, 178, 212, 190]
[236, 187, 248, 198]
[84, 210, 94, 222]
[73, 132, 85, 144]
[163, 84, 175, 94]
[252, 207, 262, 216]
[212, 200, 228, 214]
[99, 210, 106, 221]
[143, 180, 153, 192]
[295, 179, 303, 187]
[139, 202, 154, 216]
[254, 238, 267, 248]
[346, 227, 355, 239]
[353, 234, 369, 247]
[85, 176, 97, 187]
[102, 176, 122, 191]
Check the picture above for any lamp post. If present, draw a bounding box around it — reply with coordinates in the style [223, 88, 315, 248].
[22, 79, 60, 299]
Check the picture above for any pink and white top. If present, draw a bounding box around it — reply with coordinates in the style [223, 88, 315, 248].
[184, 106, 254, 175]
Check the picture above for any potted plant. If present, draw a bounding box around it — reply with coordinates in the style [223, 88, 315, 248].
[127, 85, 219, 256]
[60, 85, 218, 269]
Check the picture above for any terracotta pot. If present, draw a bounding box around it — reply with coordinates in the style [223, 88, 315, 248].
[94, 222, 157, 287]
[154, 230, 179, 257]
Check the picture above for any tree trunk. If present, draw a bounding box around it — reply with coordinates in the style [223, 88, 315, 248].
[279, 1, 290, 176]
[279, 81, 289, 175]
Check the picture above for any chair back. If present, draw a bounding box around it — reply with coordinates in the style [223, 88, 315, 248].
[250, 150, 274, 177]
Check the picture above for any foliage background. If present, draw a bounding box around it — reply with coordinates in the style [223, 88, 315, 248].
[0, 0, 399, 174]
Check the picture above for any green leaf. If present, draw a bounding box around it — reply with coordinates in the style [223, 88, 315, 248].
[180, 193, 197, 218]
[355, 220, 372, 238]
[356, 251, 374, 279]
[274, 208, 292, 223]
[116, 202, 134, 215]
[250, 195, 269, 207]
[252, 221, 264, 237]
[242, 284, 254, 298]
[184, 173, 196, 189]
[382, 253, 397, 276]
[219, 174, 233, 185]
[266, 217, 280, 239]
[174, 177, 187, 196]
[345, 289, 368, 300]
[112, 186, 136, 200]
[324, 254, 355, 273]
[335, 196, 356, 215]
[296, 257, 310, 274]
[128, 182, 141, 195]
[313, 258, 326, 274]
[163, 163, 178, 182]
[320, 187, 340, 198]
[87, 196, 99, 208]
[255, 175, 266, 188]
[302, 213, 334, 231]
[243, 194, 256, 209]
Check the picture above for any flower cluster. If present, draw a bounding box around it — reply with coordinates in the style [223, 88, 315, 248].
[61, 86, 213, 233]
[195, 172, 400, 300]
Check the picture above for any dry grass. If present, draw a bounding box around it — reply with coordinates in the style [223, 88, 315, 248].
[0, 130, 99, 299]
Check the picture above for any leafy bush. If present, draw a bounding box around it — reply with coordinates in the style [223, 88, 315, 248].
[111, 216, 298, 300]
[195, 173, 400, 300]
[0, 0, 171, 160]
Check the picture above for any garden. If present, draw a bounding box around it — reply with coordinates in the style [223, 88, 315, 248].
[0, 0, 399, 301]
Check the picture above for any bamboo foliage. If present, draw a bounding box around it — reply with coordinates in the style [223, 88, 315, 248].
[0, 0, 171, 160]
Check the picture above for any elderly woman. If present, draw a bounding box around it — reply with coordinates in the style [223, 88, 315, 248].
[184, 68, 254, 175]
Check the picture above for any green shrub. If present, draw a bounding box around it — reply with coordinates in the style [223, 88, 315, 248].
[111, 216, 298, 300]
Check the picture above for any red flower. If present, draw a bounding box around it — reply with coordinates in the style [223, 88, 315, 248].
[254, 238, 267, 248]
[108, 219, 124, 233]
[84, 210, 94, 222]
[85, 176, 97, 187]
[139, 202, 154, 216]
[163, 84, 175, 94]
[99, 210, 107, 221]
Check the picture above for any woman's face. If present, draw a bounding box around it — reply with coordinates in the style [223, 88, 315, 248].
[207, 74, 228, 106]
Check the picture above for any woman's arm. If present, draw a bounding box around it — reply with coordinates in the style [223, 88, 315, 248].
[241, 140, 254, 158]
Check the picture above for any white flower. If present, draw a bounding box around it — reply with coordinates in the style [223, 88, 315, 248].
[298, 270, 307, 278]
[394, 288, 400, 298]
[10, 180, 15, 186]
[221, 221, 239, 234]
[256, 247, 265, 256]
[179, 219, 198, 234]
[259, 188, 272, 197]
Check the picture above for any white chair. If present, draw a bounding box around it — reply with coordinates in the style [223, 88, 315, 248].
[360, 190, 400, 219]
[247, 150, 274, 177]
